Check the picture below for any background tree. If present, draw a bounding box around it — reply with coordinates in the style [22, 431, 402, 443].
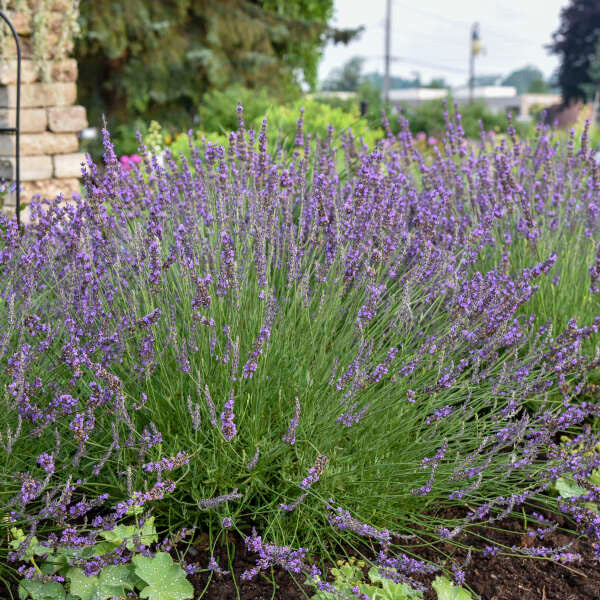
[528, 78, 550, 93]
[583, 39, 600, 99]
[472, 74, 502, 87]
[549, 0, 600, 103]
[423, 77, 448, 89]
[501, 65, 546, 94]
[361, 71, 420, 90]
[321, 56, 365, 91]
[76, 0, 362, 129]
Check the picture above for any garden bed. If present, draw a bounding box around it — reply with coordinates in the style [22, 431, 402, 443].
[2, 106, 600, 600]
[3, 512, 595, 600]
[187, 516, 600, 600]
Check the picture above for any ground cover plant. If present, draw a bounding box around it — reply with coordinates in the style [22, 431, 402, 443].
[1, 105, 600, 599]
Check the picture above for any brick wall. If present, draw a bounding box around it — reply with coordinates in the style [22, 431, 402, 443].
[0, 2, 87, 216]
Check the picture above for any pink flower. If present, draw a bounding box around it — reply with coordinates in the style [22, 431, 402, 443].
[130, 154, 142, 164]
[416, 131, 426, 142]
[427, 136, 437, 146]
[119, 155, 132, 171]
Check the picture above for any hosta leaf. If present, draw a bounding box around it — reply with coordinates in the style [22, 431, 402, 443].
[67, 565, 135, 600]
[18, 580, 65, 600]
[133, 552, 194, 600]
[432, 576, 471, 600]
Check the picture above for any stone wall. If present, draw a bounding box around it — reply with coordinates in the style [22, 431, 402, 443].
[0, 1, 86, 215]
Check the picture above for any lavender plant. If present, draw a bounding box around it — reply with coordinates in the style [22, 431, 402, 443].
[1, 104, 600, 595]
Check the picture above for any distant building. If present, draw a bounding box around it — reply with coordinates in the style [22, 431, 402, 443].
[386, 88, 448, 104]
[314, 87, 562, 122]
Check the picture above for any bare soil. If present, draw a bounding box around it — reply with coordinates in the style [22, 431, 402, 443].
[2, 509, 599, 599]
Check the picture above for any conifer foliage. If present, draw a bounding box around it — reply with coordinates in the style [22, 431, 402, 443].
[76, 0, 361, 126]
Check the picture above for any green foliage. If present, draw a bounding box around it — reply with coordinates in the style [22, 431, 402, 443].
[432, 577, 472, 600]
[322, 56, 365, 92]
[254, 97, 381, 149]
[549, 0, 600, 102]
[555, 476, 589, 499]
[308, 558, 423, 600]
[315, 84, 527, 140]
[399, 99, 517, 139]
[132, 553, 194, 600]
[473, 129, 600, 358]
[583, 38, 600, 101]
[553, 435, 600, 506]
[501, 65, 546, 94]
[195, 85, 278, 135]
[66, 565, 136, 600]
[9, 527, 50, 562]
[308, 561, 472, 600]
[10, 516, 192, 600]
[76, 0, 360, 132]
[362, 72, 421, 90]
[527, 78, 550, 94]
[19, 580, 68, 600]
[99, 516, 158, 551]
[161, 94, 383, 159]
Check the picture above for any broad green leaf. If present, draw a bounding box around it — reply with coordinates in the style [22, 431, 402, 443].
[139, 516, 159, 546]
[9, 529, 52, 561]
[133, 552, 194, 600]
[41, 552, 69, 575]
[555, 477, 587, 498]
[11, 527, 26, 542]
[432, 576, 471, 600]
[18, 580, 65, 600]
[67, 565, 135, 600]
[127, 504, 145, 517]
[368, 567, 423, 599]
[99, 517, 157, 551]
[79, 542, 118, 560]
[99, 524, 135, 546]
[589, 469, 600, 487]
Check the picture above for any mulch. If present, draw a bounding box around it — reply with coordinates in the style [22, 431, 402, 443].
[2, 509, 599, 600]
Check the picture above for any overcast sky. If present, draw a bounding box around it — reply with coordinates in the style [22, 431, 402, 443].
[318, 0, 571, 86]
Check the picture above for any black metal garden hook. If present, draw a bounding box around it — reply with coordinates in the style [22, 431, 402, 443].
[0, 10, 21, 228]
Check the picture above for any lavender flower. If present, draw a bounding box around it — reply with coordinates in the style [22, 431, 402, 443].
[197, 489, 243, 510]
[36, 453, 55, 475]
[300, 455, 328, 490]
[241, 528, 308, 580]
[282, 397, 301, 445]
[208, 556, 230, 575]
[246, 447, 260, 471]
[141, 451, 190, 473]
[220, 389, 237, 441]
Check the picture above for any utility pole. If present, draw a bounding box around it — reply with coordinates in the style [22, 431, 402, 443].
[384, 0, 391, 105]
[469, 22, 482, 104]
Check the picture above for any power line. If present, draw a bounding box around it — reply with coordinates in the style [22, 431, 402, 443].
[393, 1, 534, 47]
[363, 55, 468, 75]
